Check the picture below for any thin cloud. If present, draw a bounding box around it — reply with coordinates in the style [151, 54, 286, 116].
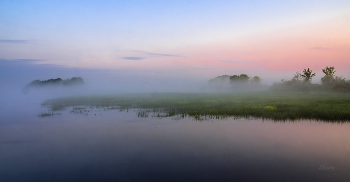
[0, 39, 30, 44]
[217, 60, 248, 65]
[133, 51, 185, 57]
[0, 59, 44, 64]
[310, 47, 329, 50]
[121, 57, 145, 60]
[196, 60, 215, 63]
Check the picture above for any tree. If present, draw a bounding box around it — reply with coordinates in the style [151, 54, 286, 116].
[321, 66, 335, 85]
[292, 72, 302, 82]
[229, 75, 240, 82]
[251, 76, 261, 84]
[322, 66, 335, 76]
[301, 68, 316, 82]
[229, 74, 250, 84]
[239, 74, 250, 82]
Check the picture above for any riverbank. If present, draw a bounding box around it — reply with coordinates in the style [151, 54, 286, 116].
[42, 92, 350, 121]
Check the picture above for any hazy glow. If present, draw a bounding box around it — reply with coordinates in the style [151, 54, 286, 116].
[1, 0, 349, 82]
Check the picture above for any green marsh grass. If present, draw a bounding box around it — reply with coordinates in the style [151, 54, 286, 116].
[41, 92, 350, 121]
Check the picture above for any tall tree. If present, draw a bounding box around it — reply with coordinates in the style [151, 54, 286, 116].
[301, 68, 316, 82]
[322, 66, 335, 76]
[321, 66, 335, 85]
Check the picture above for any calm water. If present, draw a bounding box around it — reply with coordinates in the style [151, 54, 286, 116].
[1, 101, 350, 182]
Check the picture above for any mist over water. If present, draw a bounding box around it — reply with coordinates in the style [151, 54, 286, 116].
[0, 59, 214, 125]
[0, 59, 204, 115]
[1, 0, 350, 180]
[0, 59, 212, 96]
[0, 59, 269, 111]
[1, 59, 350, 182]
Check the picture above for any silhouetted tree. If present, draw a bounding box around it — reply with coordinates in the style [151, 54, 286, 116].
[229, 75, 240, 82]
[239, 74, 250, 82]
[301, 68, 316, 82]
[321, 66, 335, 85]
[24, 77, 84, 89]
[229, 74, 250, 84]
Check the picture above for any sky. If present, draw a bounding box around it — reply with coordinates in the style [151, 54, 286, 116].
[1, 0, 350, 85]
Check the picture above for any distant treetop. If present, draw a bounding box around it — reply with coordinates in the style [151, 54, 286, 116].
[21, 77, 84, 95]
[209, 75, 231, 82]
[230, 74, 250, 83]
[26, 77, 84, 87]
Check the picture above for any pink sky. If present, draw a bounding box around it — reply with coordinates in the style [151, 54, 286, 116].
[63, 13, 350, 83]
[1, 1, 349, 83]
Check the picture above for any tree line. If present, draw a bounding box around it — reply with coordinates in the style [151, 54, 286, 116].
[209, 66, 350, 92]
[273, 66, 350, 92]
[209, 74, 262, 85]
[26, 77, 84, 87]
[22, 77, 84, 94]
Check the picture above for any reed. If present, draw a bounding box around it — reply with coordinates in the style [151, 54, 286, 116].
[42, 92, 350, 121]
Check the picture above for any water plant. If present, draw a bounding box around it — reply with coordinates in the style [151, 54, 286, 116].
[42, 92, 350, 121]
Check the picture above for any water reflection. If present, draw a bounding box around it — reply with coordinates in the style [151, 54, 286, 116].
[1, 107, 350, 182]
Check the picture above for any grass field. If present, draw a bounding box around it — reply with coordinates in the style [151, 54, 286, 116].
[41, 92, 350, 121]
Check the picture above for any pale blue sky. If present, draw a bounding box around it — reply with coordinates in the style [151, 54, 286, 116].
[2, 0, 348, 46]
[1, 0, 349, 83]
